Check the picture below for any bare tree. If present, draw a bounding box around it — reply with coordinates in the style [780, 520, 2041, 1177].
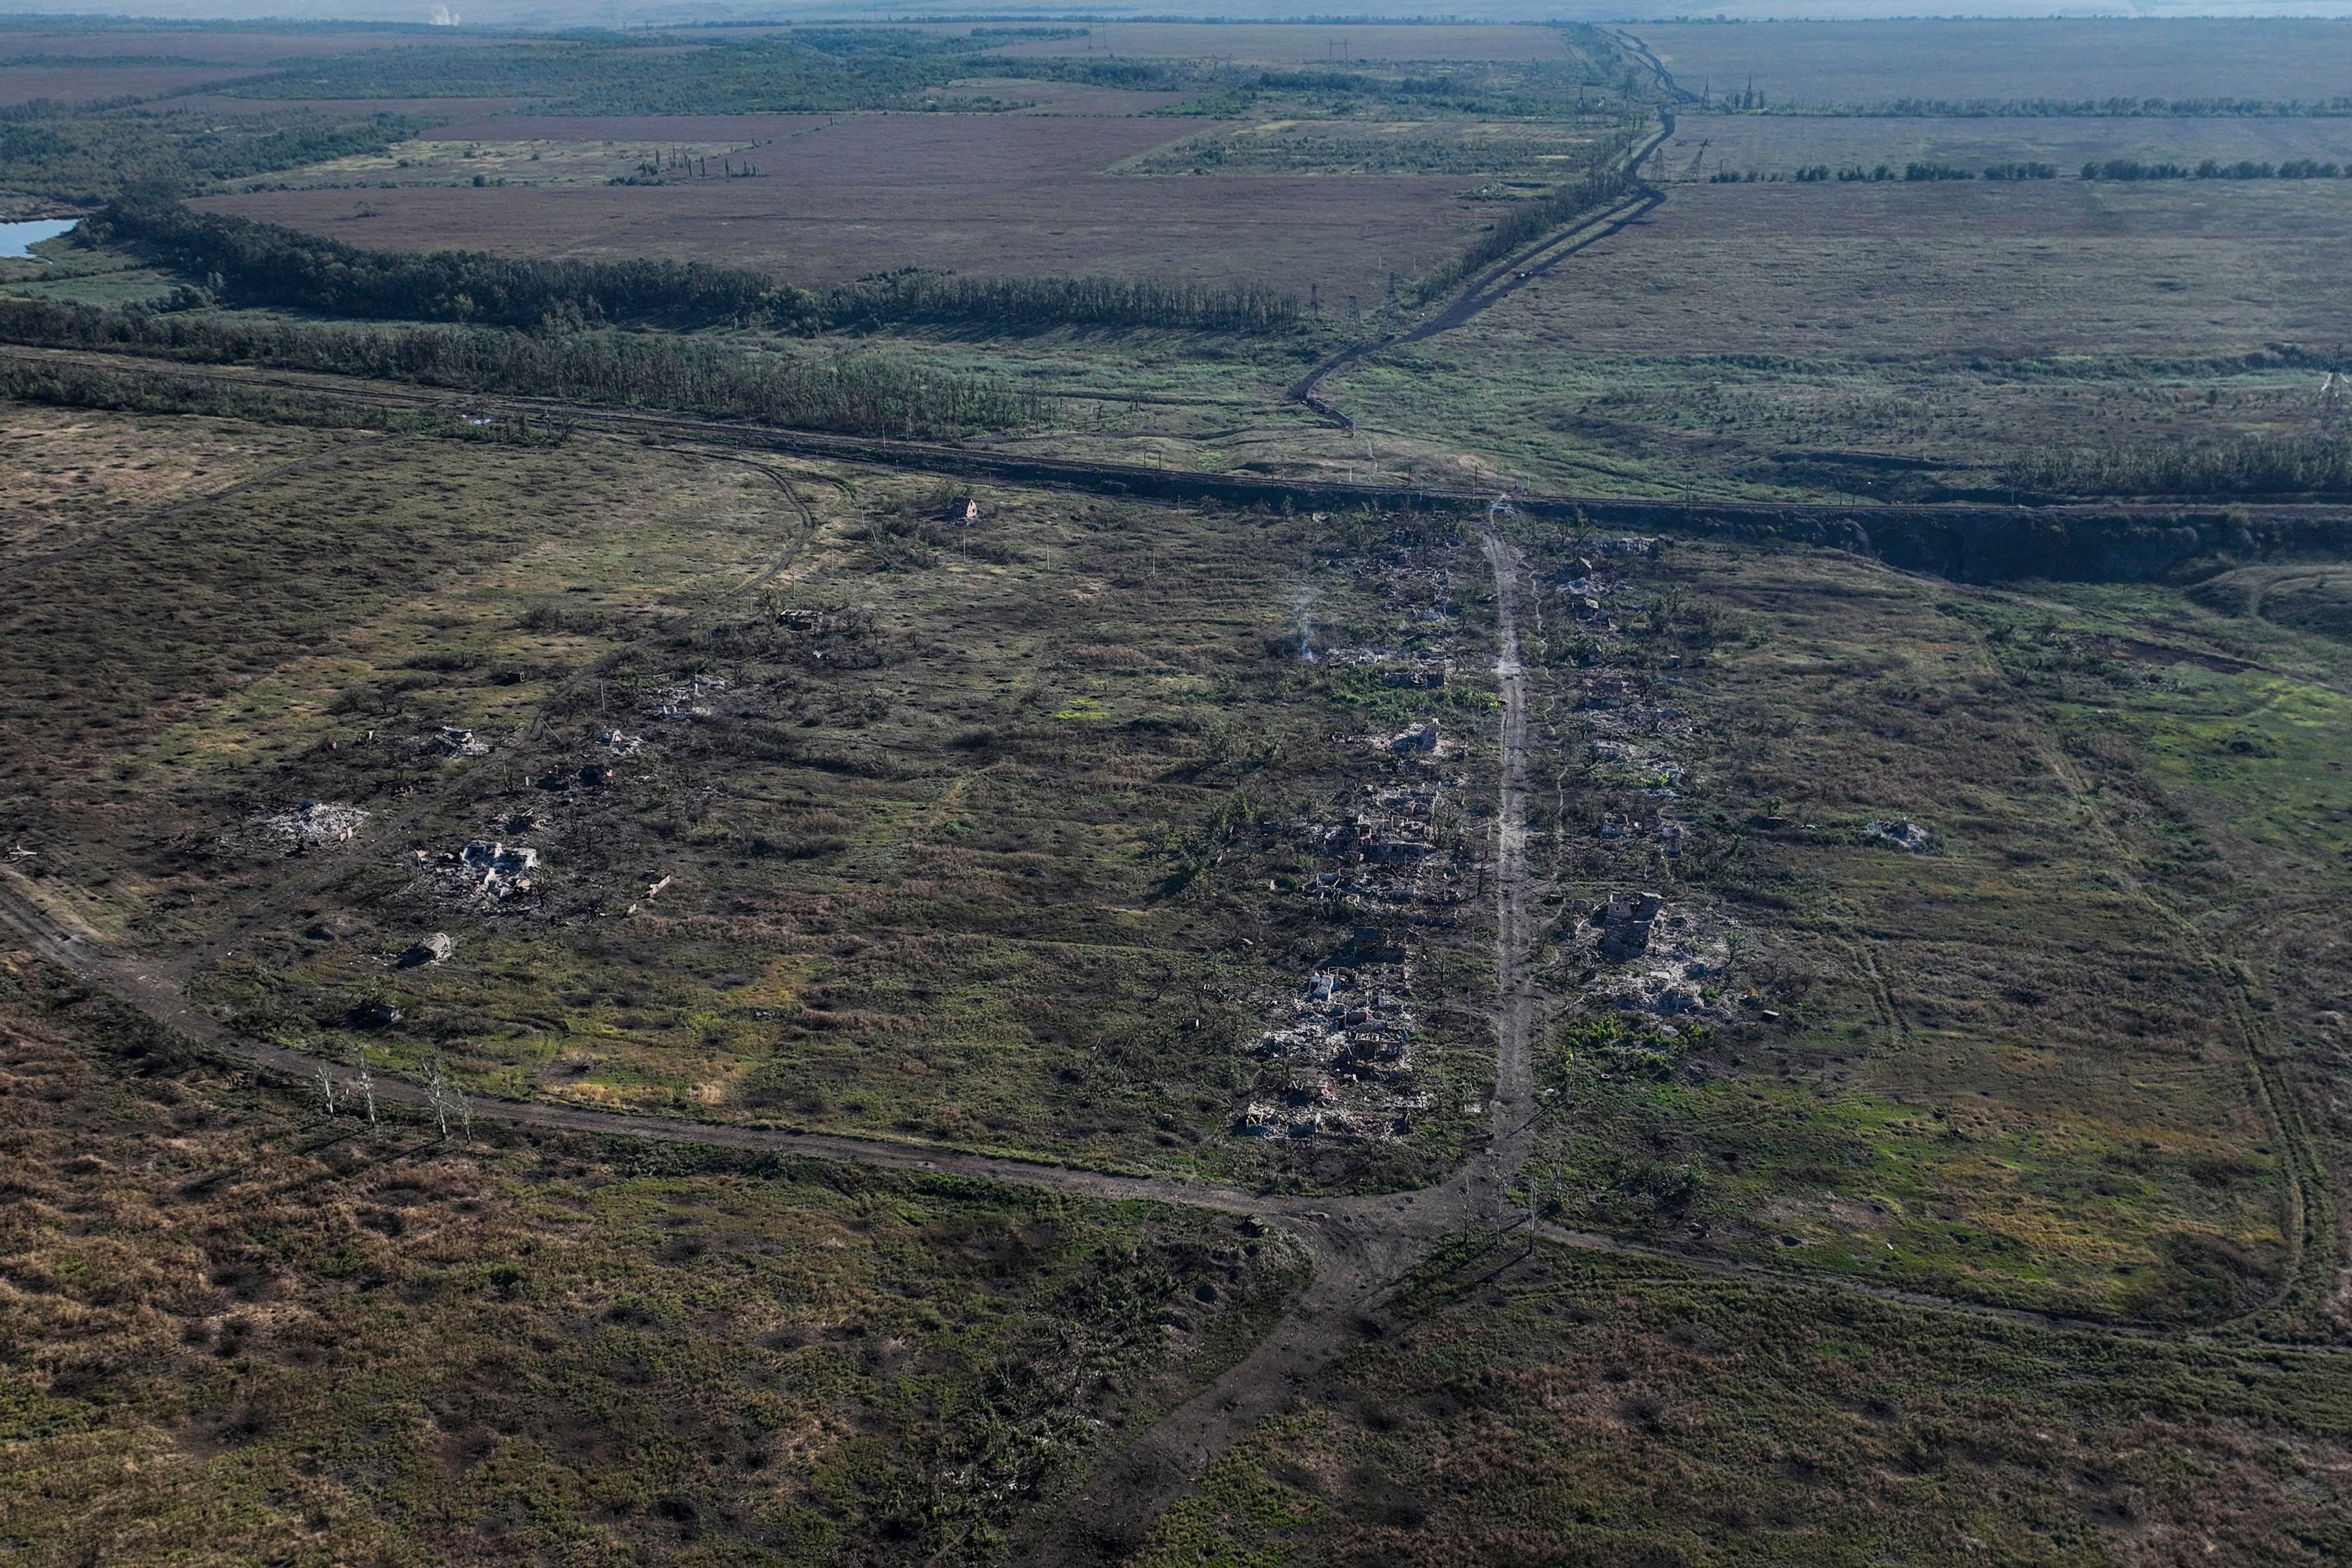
[312, 1061, 339, 1116]
[424, 1057, 472, 1143]
[353, 1045, 377, 1133]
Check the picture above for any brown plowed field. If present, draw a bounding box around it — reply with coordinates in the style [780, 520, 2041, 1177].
[0, 63, 258, 104]
[0, 25, 510, 65]
[199, 111, 1483, 295]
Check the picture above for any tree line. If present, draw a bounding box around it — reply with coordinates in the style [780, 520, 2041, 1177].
[0, 297, 1041, 438]
[2082, 158, 2349, 181]
[1419, 154, 1639, 301]
[2005, 436, 2352, 498]
[95, 201, 1302, 335]
[0, 107, 422, 203]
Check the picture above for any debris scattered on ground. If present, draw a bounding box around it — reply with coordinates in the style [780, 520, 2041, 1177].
[1866, 818, 1936, 853]
[419, 839, 541, 905]
[434, 726, 491, 758]
[648, 673, 729, 722]
[248, 800, 370, 847]
[397, 932, 455, 967]
[598, 729, 644, 756]
[1243, 526, 1469, 1144]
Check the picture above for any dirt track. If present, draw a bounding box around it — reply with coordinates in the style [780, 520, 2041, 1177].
[13, 514, 2324, 1562]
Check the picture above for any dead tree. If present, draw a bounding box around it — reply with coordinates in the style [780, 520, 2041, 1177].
[312, 1061, 339, 1116]
[353, 1045, 377, 1132]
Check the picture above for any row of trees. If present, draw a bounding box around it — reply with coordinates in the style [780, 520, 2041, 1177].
[0, 297, 1041, 438]
[96, 202, 1304, 335]
[825, 269, 1298, 334]
[1422, 157, 1638, 300]
[2083, 158, 2349, 181]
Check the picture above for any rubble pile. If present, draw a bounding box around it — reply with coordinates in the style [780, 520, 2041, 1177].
[248, 800, 370, 847]
[1866, 818, 1936, 853]
[1545, 535, 1757, 1025]
[421, 838, 540, 906]
[1562, 890, 1743, 1021]
[1242, 525, 1473, 1144]
[648, 673, 729, 723]
[434, 726, 491, 758]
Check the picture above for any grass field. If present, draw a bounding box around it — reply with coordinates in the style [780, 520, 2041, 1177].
[1318, 177, 2352, 499]
[0, 948, 1300, 1566]
[1631, 17, 2352, 106]
[1661, 113, 2352, 182]
[1499, 526, 2352, 1320]
[1130, 1235, 2352, 1568]
[0, 422, 1506, 1190]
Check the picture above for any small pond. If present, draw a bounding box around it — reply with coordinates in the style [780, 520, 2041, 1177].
[0, 219, 79, 259]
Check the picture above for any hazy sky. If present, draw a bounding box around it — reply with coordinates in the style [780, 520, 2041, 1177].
[5, 1, 2352, 27]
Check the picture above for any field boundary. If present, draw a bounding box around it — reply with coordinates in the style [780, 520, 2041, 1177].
[8, 344, 2352, 583]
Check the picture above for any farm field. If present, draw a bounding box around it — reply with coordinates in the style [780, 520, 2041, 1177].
[965, 22, 1594, 66]
[1318, 176, 2352, 498]
[1630, 16, 2352, 105]
[1659, 112, 2352, 181]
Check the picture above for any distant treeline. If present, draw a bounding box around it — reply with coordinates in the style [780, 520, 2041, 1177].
[1708, 96, 2352, 119]
[2082, 158, 2351, 181]
[94, 202, 1302, 335]
[94, 200, 800, 330]
[1779, 161, 2055, 183]
[0, 298, 1041, 438]
[826, 269, 1297, 334]
[0, 106, 423, 202]
[2006, 436, 2352, 498]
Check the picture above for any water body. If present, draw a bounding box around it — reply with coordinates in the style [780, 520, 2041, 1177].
[0, 219, 78, 259]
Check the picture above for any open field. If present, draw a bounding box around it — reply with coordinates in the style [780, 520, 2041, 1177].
[1320, 177, 2352, 499]
[1501, 527, 2352, 1319]
[0, 63, 257, 103]
[964, 23, 1592, 66]
[198, 112, 1482, 295]
[0, 23, 511, 66]
[1662, 113, 2352, 181]
[13, 12, 2352, 1563]
[1631, 18, 2352, 106]
[0, 401, 350, 556]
